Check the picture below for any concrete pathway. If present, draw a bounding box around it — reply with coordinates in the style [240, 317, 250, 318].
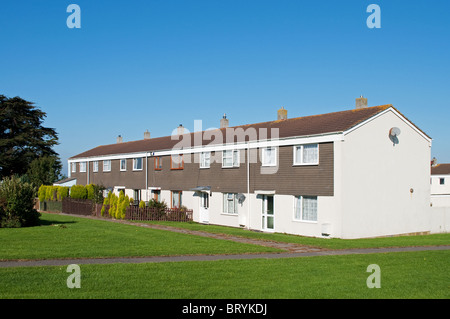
[1, 213, 449, 268]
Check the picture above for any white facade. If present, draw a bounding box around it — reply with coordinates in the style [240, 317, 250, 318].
[337, 108, 432, 238]
[431, 174, 450, 207]
[185, 108, 436, 239]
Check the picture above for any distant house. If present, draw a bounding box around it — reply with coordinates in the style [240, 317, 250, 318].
[53, 177, 77, 187]
[68, 97, 441, 239]
[431, 163, 450, 207]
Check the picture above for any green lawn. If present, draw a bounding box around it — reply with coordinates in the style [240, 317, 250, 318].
[0, 250, 448, 299]
[139, 220, 450, 249]
[0, 213, 280, 261]
[1, 212, 449, 299]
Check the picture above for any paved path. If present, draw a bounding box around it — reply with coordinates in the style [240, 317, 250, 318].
[1, 213, 449, 268]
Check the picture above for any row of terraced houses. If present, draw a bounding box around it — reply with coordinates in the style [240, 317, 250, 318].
[65, 97, 449, 239]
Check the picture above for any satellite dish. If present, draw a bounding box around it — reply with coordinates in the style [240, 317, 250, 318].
[389, 127, 401, 145]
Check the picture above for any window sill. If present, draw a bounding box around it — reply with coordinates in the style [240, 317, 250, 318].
[292, 163, 319, 167]
[292, 219, 318, 224]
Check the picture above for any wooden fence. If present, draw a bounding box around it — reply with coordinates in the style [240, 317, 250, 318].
[40, 198, 193, 222]
[62, 198, 94, 216]
[125, 205, 193, 222]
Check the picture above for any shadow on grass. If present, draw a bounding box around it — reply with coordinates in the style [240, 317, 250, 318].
[39, 219, 77, 226]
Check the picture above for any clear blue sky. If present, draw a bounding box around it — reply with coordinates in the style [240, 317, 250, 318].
[1, 0, 449, 175]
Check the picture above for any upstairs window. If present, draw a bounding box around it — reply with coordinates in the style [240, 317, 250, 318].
[440, 178, 445, 185]
[200, 152, 211, 168]
[79, 162, 87, 172]
[71, 162, 76, 173]
[93, 161, 99, 172]
[293, 144, 319, 165]
[262, 147, 277, 166]
[154, 157, 162, 170]
[103, 160, 111, 172]
[133, 158, 143, 171]
[171, 154, 184, 170]
[120, 159, 127, 171]
[222, 150, 239, 168]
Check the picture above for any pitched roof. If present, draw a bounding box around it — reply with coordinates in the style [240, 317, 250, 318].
[431, 164, 450, 175]
[69, 104, 408, 159]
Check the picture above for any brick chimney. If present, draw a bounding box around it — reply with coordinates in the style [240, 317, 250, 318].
[277, 107, 287, 120]
[355, 95, 368, 109]
[144, 130, 151, 139]
[116, 135, 123, 143]
[220, 113, 229, 128]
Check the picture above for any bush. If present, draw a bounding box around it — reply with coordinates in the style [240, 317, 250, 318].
[101, 190, 130, 220]
[70, 185, 87, 199]
[0, 176, 41, 227]
[56, 186, 69, 201]
[148, 199, 168, 217]
[139, 200, 146, 209]
[38, 185, 70, 202]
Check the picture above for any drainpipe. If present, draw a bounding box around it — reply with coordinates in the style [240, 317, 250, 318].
[247, 143, 251, 230]
[87, 160, 90, 185]
[145, 154, 148, 202]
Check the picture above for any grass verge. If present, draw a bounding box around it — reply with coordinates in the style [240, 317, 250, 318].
[0, 213, 280, 261]
[140, 220, 450, 249]
[0, 250, 448, 299]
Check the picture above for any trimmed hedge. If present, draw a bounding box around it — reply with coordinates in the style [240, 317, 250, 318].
[38, 185, 70, 202]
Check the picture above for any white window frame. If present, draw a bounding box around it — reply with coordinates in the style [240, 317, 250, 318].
[293, 144, 319, 166]
[103, 160, 111, 172]
[200, 151, 211, 169]
[294, 195, 318, 222]
[222, 150, 240, 168]
[261, 147, 277, 167]
[133, 157, 143, 171]
[79, 162, 87, 173]
[93, 161, 99, 172]
[120, 159, 127, 171]
[223, 193, 238, 215]
[71, 162, 76, 173]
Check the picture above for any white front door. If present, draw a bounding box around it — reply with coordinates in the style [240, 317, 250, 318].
[199, 192, 209, 224]
[262, 195, 274, 231]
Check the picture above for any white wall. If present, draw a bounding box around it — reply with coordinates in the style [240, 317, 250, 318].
[429, 206, 450, 233]
[431, 175, 450, 196]
[340, 109, 432, 238]
[271, 194, 339, 238]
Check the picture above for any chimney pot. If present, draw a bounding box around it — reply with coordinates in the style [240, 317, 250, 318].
[277, 107, 288, 120]
[116, 135, 123, 143]
[144, 130, 151, 139]
[220, 113, 229, 128]
[355, 95, 368, 109]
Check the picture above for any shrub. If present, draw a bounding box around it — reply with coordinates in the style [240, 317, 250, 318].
[148, 199, 168, 217]
[139, 200, 146, 209]
[38, 185, 46, 203]
[0, 176, 41, 227]
[56, 186, 69, 201]
[86, 184, 95, 200]
[70, 185, 87, 199]
[101, 190, 130, 220]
